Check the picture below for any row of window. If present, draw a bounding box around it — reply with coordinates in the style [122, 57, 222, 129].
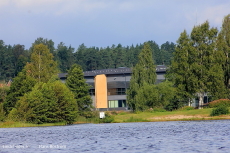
[89, 88, 127, 96]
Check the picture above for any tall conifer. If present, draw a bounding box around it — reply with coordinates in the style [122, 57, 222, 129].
[127, 42, 156, 111]
[65, 64, 92, 113]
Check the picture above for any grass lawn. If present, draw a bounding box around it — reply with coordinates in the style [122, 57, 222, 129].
[114, 108, 230, 123]
[0, 121, 67, 128]
[1, 108, 230, 128]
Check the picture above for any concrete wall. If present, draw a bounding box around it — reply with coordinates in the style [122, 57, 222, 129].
[108, 95, 127, 101]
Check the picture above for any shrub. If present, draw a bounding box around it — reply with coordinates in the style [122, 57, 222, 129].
[152, 108, 167, 112]
[208, 99, 230, 108]
[0, 103, 5, 121]
[81, 111, 98, 119]
[100, 112, 114, 123]
[210, 106, 229, 116]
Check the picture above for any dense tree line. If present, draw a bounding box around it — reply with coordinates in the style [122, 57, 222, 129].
[0, 39, 175, 81]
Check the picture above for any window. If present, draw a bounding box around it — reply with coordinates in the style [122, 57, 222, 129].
[108, 88, 126, 95]
[117, 88, 126, 95]
[108, 100, 126, 108]
[89, 89, 95, 96]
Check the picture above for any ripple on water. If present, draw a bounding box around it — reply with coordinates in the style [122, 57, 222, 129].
[0, 120, 230, 153]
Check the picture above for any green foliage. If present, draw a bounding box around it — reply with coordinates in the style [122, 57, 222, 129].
[169, 21, 228, 109]
[0, 40, 29, 81]
[165, 98, 185, 111]
[0, 85, 9, 103]
[80, 111, 98, 119]
[51, 81, 78, 124]
[127, 42, 157, 111]
[118, 112, 128, 115]
[134, 81, 175, 111]
[152, 108, 167, 112]
[26, 44, 58, 83]
[100, 112, 114, 123]
[217, 14, 230, 94]
[30, 37, 57, 60]
[1, 38, 175, 80]
[179, 106, 194, 111]
[208, 99, 230, 108]
[4, 69, 36, 114]
[210, 106, 229, 116]
[57, 42, 75, 73]
[8, 81, 78, 124]
[0, 103, 5, 121]
[66, 64, 92, 113]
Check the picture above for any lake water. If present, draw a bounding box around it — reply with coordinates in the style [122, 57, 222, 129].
[0, 120, 230, 153]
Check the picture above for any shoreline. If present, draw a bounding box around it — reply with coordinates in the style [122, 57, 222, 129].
[1, 115, 230, 128]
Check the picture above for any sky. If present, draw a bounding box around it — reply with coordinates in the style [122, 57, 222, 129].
[0, 0, 230, 50]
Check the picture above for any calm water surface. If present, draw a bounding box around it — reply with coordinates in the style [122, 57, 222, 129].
[0, 120, 230, 153]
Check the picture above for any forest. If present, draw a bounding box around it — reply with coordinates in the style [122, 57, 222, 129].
[0, 39, 175, 81]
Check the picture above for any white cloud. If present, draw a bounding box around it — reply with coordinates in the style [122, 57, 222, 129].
[185, 3, 230, 29]
[1, 0, 111, 16]
[0, 1, 9, 7]
[201, 4, 230, 27]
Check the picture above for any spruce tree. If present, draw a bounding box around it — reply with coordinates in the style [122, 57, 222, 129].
[127, 42, 156, 111]
[65, 64, 92, 113]
[3, 69, 36, 114]
[167, 30, 195, 106]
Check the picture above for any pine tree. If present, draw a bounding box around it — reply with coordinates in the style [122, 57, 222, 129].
[127, 42, 156, 111]
[57, 42, 75, 73]
[65, 64, 92, 113]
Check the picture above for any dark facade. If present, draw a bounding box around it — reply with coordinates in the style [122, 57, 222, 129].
[59, 65, 167, 110]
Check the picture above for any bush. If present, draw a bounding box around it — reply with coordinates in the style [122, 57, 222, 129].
[81, 111, 98, 119]
[100, 112, 114, 123]
[0, 103, 5, 121]
[208, 99, 230, 108]
[152, 108, 167, 112]
[210, 106, 229, 116]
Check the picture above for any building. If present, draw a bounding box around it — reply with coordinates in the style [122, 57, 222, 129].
[59, 65, 167, 111]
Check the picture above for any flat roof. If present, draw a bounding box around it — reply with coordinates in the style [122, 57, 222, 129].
[59, 65, 167, 78]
